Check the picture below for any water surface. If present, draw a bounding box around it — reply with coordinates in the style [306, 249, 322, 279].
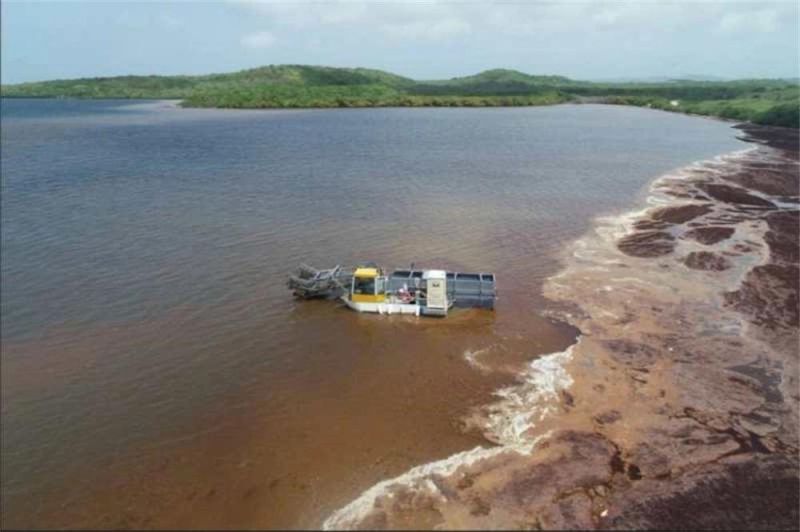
[0, 99, 744, 528]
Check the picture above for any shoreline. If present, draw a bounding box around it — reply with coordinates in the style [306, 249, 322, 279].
[2, 104, 794, 529]
[322, 124, 799, 529]
[3, 96, 798, 130]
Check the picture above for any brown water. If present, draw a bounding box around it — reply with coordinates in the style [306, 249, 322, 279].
[321, 128, 799, 530]
[0, 99, 745, 528]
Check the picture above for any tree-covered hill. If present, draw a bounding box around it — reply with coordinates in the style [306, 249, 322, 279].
[423, 68, 575, 87]
[0, 65, 414, 99]
[2, 65, 797, 127]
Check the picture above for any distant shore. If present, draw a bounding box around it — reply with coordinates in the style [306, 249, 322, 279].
[3, 95, 797, 135]
[2, 65, 797, 127]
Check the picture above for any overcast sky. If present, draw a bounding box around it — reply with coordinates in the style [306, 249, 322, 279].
[2, 1, 798, 84]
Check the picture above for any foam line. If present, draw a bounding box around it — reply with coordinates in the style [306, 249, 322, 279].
[322, 342, 579, 529]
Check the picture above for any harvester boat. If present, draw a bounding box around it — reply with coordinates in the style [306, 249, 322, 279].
[288, 263, 496, 317]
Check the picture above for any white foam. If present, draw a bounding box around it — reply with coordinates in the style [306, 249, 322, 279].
[484, 342, 577, 445]
[611, 276, 659, 287]
[463, 346, 492, 372]
[322, 342, 578, 529]
[322, 439, 543, 530]
[585, 146, 761, 246]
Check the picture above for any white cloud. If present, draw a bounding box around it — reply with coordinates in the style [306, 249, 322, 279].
[719, 9, 779, 33]
[232, 1, 794, 35]
[381, 17, 471, 41]
[228, 0, 798, 77]
[240, 31, 276, 49]
[429, 17, 471, 39]
[234, 0, 470, 41]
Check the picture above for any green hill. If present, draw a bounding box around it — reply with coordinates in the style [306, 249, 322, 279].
[2, 65, 797, 127]
[0, 65, 414, 99]
[436, 68, 575, 86]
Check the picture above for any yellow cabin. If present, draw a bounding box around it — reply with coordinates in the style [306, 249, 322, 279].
[351, 267, 387, 303]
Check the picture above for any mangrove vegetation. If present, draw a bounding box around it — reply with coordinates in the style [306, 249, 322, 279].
[2, 65, 798, 127]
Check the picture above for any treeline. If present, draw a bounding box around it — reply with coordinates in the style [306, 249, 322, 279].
[603, 86, 799, 128]
[2, 65, 798, 127]
[409, 81, 567, 96]
[1, 75, 199, 99]
[184, 83, 569, 108]
[569, 80, 795, 101]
